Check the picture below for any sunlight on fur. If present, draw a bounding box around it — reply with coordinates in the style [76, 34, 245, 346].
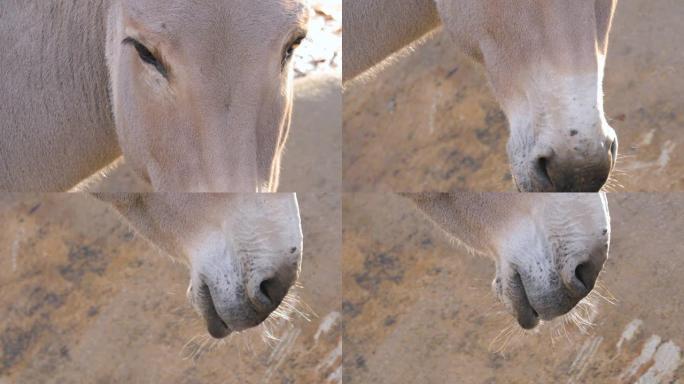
[179, 282, 315, 362]
[69, 157, 126, 192]
[343, 28, 440, 89]
[601, 153, 632, 192]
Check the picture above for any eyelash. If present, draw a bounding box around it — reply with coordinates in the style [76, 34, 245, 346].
[123, 34, 304, 75]
[123, 37, 168, 78]
[282, 35, 305, 68]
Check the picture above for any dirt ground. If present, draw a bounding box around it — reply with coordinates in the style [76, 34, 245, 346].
[0, 192, 340, 383]
[343, 0, 684, 192]
[342, 193, 684, 383]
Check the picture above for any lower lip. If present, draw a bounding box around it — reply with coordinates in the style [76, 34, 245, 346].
[207, 317, 231, 339]
[199, 283, 232, 338]
[512, 273, 540, 329]
[517, 311, 540, 329]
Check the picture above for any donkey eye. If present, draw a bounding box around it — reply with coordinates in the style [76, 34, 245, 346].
[282, 35, 305, 68]
[123, 37, 167, 78]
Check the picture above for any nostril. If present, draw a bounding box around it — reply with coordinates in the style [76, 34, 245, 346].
[259, 277, 287, 308]
[609, 138, 618, 165]
[574, 262, 597, 292]
[537, 156, 551, 184]
[259, 280, 273, 303]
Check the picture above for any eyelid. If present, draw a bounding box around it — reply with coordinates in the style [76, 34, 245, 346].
[292, 34, 306, 47]
[122, 36, 151, 50]
[293, 28, 308, 43]
[122, 37, 168, 78]
[281, 30, 307, 62]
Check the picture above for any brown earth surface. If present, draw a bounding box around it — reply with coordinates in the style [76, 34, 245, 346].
[342, 193, 684, 383]
[343, 0, 684, 192]
[0, 192, 340, 383]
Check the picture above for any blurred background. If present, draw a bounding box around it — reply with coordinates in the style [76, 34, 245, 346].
[294, 0, 341, 78]
[343, 0, 684, 192]
[342, 193, 683, 383]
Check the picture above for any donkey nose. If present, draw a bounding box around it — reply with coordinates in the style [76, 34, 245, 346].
[259, 277, 289, 308]
[536, 137, 616, 192]
[560, 254, 606, 299]
[248, 266, 296, 314]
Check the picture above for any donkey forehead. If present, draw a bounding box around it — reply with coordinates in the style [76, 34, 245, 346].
[119, 0, 308, 41]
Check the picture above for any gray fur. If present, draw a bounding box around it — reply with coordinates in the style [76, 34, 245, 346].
[1, 0, 118, 191]
[342, 0, 441, 82]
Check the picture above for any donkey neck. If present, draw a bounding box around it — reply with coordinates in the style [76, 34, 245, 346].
[0, 0, 120, 191]
[409, 193, 525, 256]
[343, 0, 442, 82]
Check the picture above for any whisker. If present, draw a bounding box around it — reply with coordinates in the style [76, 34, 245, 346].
[489, 323, 515, 352]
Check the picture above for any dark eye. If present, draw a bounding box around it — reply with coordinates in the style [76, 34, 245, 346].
[123, 37, 168, 78]
[282, 35, 305, 68]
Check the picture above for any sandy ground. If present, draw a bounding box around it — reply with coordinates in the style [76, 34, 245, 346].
[280, 74, 342, 193]
[343, 0, 684, 192]
[0, 192, 340, 383]
[342, 193, 684, 383]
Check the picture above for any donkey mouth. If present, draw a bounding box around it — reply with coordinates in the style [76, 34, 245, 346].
[199, 283, 231, 339]
[510, 272, 540, 329]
